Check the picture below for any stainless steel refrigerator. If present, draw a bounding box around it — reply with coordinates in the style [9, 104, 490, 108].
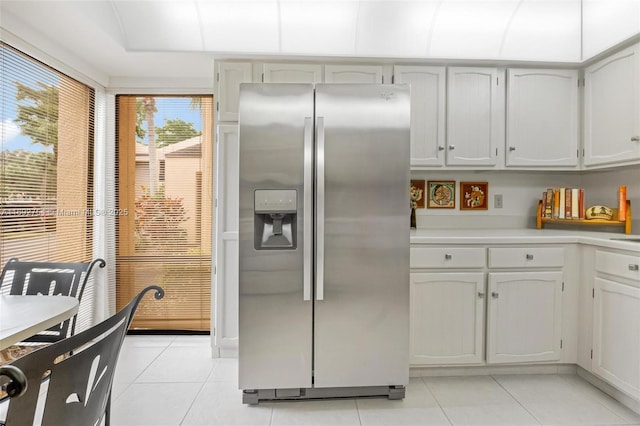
[238, 83, 410, 404]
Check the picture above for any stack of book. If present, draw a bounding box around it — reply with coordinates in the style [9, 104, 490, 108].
[541, 188, 584, 220]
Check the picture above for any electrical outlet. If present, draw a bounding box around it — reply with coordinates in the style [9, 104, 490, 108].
[494, 194, 503, 209]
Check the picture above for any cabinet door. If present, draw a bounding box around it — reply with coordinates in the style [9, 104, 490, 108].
[324, 65, 384, 83]
[213, 125, 239, 355]
[447, 67, 503, 166]
[592, 277, 640, 399]
[216, 62, 252, 122]
[487, 271, 563, 363]
[263, 63, 322, 83]
[584, 44, 640, 166]
[394, 66, 446, 167]
[506, 69, 579, 168]
[410, 272, 485, 365]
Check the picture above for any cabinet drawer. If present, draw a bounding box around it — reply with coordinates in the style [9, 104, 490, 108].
[488, 247, 564, 268]
[596, 250, 640, 282]
[410, 247, 485, 269]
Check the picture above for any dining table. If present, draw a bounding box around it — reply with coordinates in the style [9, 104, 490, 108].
[0, 295, 79, 350]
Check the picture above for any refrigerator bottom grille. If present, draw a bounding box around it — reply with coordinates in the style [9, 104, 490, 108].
[242, 385, 405, 405]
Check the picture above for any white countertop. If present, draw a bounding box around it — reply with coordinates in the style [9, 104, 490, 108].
[410, 228, 640, 252]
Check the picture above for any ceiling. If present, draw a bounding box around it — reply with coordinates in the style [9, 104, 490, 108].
[0, 1, 638, 87]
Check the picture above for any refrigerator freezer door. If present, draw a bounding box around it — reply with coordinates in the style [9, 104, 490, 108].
[314, 84, 411, 388]
[238, 84, 314, 390]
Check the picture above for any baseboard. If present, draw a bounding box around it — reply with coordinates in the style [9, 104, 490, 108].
[410, 363, 577, 377]
[577, 367, 640, 415]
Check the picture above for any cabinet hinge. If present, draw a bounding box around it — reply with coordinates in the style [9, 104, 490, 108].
[216, 101, 219, 112]
[216, 72, 219, 82]
[577, 149, 579, 158]
[590, 349, 593, 359]
[261, 73, 264, 82]
[382, 76, 385, 84]
[391, 75, 395, 84]
[562, 282, 565, 291]
[497, 77, 499, 85]
[592, 288, 595, 298]
[495, 148, 498, 156]
[582, 148, 585, 157]
[560, 339, 563, 349]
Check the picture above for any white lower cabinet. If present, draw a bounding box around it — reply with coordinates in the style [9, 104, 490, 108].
[592, 277, 640, 399]
[410, 272, 485, 365]
[410, 244, 567, 367]
[487, 271, 563, 364]
[590, 249, 640, 399]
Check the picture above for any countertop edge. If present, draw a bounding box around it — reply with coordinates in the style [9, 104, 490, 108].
[410, 229, 640, 252]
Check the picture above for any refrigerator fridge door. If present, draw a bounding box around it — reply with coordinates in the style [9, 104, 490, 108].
[313, 84, 411, 388]
[238, 84, 314, 390]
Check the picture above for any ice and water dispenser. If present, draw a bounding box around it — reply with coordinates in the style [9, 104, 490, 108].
[254, 189, 297, 250]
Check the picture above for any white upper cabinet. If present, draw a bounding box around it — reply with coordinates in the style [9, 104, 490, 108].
[506, 69, 579, 168]
[262, 63, 322, 83]
[447, 67, 504, 167]
[324, 65, 384, 83]
[216, 62, 253, 122]
[584, 44, 640, 167]
[394, 66, 446, 167]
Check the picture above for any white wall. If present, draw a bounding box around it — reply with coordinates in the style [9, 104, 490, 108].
[581, 166, 640, 233]
[411, 168, 639, 236]
[411, 171, 582, 229]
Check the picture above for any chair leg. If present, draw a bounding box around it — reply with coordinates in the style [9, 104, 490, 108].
[105, 392, 111, 426]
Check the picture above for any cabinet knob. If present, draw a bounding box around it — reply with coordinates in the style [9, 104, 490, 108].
[444, 254, 452, 260]
[438, 145, 445, 151]
[448, 145, 455, 150]
[630, 264, 639, 271]
[491, 292, 499, 299]
[526, 254, 534, 260]
[631, 136, 640, 142]
[478, 292, 485, 298]
[509, 146, 516, 151]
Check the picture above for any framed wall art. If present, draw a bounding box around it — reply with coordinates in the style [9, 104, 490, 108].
[427, 180, 455, 209]
[460, 181, 488, 210]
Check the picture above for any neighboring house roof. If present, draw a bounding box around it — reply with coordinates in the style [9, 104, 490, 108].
[136, 135, 201, 162]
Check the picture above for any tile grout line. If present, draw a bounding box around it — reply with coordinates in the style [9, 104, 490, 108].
[419, 376, 454, 426]
[490, 374, 544, 425]
[178, 380, 209, 426]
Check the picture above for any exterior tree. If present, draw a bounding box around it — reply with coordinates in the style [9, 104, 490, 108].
[14, 82, 59, 156]
[156, 118, 201, 148]
[137, 97, 159, 195]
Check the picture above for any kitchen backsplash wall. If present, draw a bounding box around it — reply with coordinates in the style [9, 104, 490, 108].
[581, 166, 640, 234]
[410, 169, 639, 234]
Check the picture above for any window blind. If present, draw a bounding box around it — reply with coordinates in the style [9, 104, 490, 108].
[0, 42, 96, 329]
[116, 95, 213, 331]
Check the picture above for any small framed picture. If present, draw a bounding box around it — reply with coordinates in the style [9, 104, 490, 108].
[460, 182, 488, 210]
[410, 180, 425, 208]
[427, 181, 455, 209]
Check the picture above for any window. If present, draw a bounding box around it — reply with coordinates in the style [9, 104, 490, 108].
[0, 42, 96, 327]
[116, 96, 213, 331]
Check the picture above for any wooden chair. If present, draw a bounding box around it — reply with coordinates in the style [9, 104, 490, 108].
[0, 258, 106, 345]
[0, 285, 164, 426]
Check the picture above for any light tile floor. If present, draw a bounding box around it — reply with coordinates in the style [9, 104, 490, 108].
[111, 336, 640, 426]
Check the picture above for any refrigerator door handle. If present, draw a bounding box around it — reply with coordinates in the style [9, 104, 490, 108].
[303, 117, 313, 301]
[316, 116, 325, 301]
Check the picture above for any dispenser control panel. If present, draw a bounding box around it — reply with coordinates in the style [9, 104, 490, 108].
[254, 189, 297, 214]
